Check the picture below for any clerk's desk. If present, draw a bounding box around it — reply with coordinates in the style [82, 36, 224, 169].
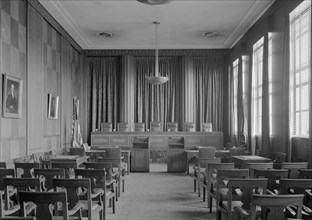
[91, 131, 223, 150]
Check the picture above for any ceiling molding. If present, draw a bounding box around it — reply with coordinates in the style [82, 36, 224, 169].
[85, 49, 230, 57]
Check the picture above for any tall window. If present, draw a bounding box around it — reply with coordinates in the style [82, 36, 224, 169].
[268, 33, 273, 136]
[290, 0, 311, 137]
[252, 37, 264, 135]
[233, 59, 239, 134]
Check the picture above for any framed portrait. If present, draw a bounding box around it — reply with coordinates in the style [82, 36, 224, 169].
[2, 74, 23, 118]
[48, 93, 59, 120]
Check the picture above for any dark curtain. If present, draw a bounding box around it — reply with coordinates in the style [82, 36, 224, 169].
[135, 57, 182, 130]
[193, 56, 225, 131]
[88, 57, 120, 131]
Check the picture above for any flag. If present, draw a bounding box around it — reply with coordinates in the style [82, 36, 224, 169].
[71, 97, 83, 148]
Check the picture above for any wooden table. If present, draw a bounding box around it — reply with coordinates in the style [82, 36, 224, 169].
[50, 155, 88, 178]
[231, 155, 271, 168]
[185, 149, 229, 175]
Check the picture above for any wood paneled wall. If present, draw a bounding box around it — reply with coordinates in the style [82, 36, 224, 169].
[0, 0, 87, 162]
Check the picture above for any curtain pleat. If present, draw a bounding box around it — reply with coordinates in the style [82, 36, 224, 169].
[135, 57, 182, 130]
[88, 57, 120, 131]
[193, 56, 224, 131]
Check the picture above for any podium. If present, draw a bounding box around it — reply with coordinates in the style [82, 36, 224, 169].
[167, 136, 186, 172]
[131, 137, 150, 172]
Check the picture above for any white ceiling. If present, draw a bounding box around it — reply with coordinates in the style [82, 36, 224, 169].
[38, 0, 275, 50]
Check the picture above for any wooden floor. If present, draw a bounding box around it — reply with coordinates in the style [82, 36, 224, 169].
[104, 163, 217, 220]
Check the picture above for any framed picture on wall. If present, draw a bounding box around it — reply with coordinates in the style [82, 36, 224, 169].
[2, 74, 23, 118]
[48, 93, 59, 120]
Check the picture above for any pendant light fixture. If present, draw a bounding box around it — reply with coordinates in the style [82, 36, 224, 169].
[137, 0, 174, 5]
[146, 21, 169, 85]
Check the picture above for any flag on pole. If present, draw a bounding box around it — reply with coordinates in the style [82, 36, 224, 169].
[71, 97, 83, 148]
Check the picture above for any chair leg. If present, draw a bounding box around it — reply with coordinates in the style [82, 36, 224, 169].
[194, 179, 196, 192]
[122, 179, 125, 193]
[112, 197, 115, 214]
[203, 187, 205, 202]
[197, 180, 201, 197]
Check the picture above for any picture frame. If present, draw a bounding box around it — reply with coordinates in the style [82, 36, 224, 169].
[2, 74, 23, 118]
[48, 93, 59, 120]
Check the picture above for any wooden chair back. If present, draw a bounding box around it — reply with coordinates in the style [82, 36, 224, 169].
[298, 169, 312, 179]
[150, 121, 162, 132]
[201, 122, 212, 132]
[14, 162, 40, 178]
[216, 169, 249, 190]
[183, 122, 195, 132]
[134, 123, 145, 132]
[167, 122, 178, 132]
[104, 146, 121, 159]
[206, 163, 235, 182]
[51, 162, 77, 178]
[221, 178, 267, 220]
[19, 191, 69, 220]
[53, 178, 92, 218]
[246, 162, 274, 177]
[250, 194, 304, 220]
[0, 169, 15, 191]
[69, 147, 85, 156]
[198, 146, 215, 159]
[3, 177, 41, 213]
[279, 179, 312, 195]
[254, 169, 288, 193]
[281, 162, 308, 178]
[0, 162, 6, 169]
[118, 122, 128, 132]
[101, 122, 112, 132]
[33, 168, 65, 191]
[84, 162, 113, 180]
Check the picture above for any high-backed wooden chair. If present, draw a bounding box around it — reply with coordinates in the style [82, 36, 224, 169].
[33, 168, 65, 192]
[51, 162, 78, 179]
[246, 162, 274, 177]
[237, 194, 304, 220]
[254, 169, 288, 195]
[19, 191, 69, 220]
[117, 122, 128, 132]
[298, 169, 312, 179]
[192, 146, 216, 195]
[14, 162, 40, 178]
[166, 122, 178, 132]
[83, 162, 118, 201]
[281, 162, 308, 178]
[279, 179, 312, 218]
[75, 169, 116, 217]
[101, 122, 112, 132]
[134, 123, 145, 132]
[183, 122, 195, 132]
[53, 178, 101, 220]
[150, 121, 162, 132]
[1, 178, 40, 217]
[218, 178, 268, 220]
[195, 158, 221, 198]
[203, 163, 235, 212]
[0, 169, 15, 192]
[201, 122, 212, 132]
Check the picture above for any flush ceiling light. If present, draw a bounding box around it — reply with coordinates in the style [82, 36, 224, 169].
[202, 31, 218, 37]
[146, 21, 169, 85]
[97, 32, 113, 38]
[137, 0, 174, 5]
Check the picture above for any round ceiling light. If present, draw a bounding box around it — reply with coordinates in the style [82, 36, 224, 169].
[202, 31, 218, 38]
[136, 0, 174, 5]
[97, 32, 113, 38]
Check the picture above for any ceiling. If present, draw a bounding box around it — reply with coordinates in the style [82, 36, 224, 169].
[38, 0, 275, 50]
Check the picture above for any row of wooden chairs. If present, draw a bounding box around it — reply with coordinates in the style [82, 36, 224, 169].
[0, 167, 116, 220]
[100, 122, 212, 132]
[194, 159, 312, 219]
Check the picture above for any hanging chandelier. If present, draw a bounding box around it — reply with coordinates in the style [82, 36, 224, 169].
[137, 0, 174, 5]
[146, 21, 169, 85]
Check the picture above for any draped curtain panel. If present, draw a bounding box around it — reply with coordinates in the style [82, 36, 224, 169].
[88, 57, 120, 131]
[193, 56, 225, 132]
[135, 57, 182, 130]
